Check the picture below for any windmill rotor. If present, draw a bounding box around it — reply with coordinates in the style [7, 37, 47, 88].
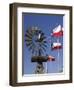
[25, 26, 47, 56]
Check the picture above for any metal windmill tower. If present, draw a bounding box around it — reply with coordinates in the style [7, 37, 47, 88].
[25, 26, 48, 74]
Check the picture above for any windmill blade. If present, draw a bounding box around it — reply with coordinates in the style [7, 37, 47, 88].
[25, 36, 32, 40]
[25, 29, 35, 38]
[28, 43, 35, 51]
[42, 43, 47, 48]
[25, 34, 32, 39]
[39, 45, 47, 54]
[32, 47, 36, 54]
[40, 41, 47, 46]
[35, 49, 38, 56]
[41, 32, 44, 36]
[39, 48, 44, 55]
[41, 36, 46, 40]
[40, 35, 46, 41]
[25, 36, 32, 41]
[26, 42, 33, 47]
[31, 47, 34, 54]
[42, 40, 47, 44]
[28, 44, 33, 50]
[33, 46, 38, 55]
[26, 29, 33, 36]
[25, 39, 32, 42]
[41, 46, 46, 52]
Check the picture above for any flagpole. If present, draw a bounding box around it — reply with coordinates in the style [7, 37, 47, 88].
[57, 37, 59, 72]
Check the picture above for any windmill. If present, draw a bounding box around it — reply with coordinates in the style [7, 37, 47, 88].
[25, 26, 48, 74]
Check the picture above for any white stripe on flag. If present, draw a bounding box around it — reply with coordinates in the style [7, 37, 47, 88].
[53, 25, 61, 33]
[52, 42, 62, 47]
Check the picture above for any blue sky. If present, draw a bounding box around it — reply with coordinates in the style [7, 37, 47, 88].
[22, 13, 63, 75]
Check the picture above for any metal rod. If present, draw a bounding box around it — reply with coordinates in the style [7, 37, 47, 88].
[57, 38, 59, 72]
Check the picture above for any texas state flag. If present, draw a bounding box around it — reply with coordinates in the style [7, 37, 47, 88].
[51, 25, 63, 37]
[51, 42, 62, 50]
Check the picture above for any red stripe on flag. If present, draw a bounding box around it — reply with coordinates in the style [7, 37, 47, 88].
[52, 30, 63, 37]
[52, 46, 62, 50]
